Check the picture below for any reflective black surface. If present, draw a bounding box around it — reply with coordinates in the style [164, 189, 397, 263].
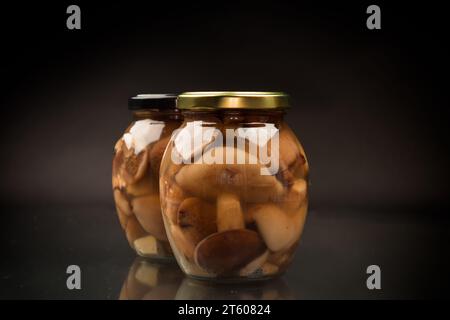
[1, 204, 448, 299]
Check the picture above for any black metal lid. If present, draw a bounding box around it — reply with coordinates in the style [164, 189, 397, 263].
[128, 94, 178, 110]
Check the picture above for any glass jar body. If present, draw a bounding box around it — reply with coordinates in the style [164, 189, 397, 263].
[159, 110, 309, 281]
[112, 110, 182, 260]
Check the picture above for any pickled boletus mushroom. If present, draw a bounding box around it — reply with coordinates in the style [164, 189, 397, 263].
[122, 148, 149, 185]
[160, 180, 186, 224]
[126, 175, 156, 197]
[175, 147, 284, 202]
[132, 195, 167, 241]
[112, 148, 124, 177]
[278, 129, 302, 169]
[194, 229, 266, 275]
[176, 197, 216, 244]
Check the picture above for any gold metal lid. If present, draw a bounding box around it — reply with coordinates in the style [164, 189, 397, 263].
[177, 92, 290, 110]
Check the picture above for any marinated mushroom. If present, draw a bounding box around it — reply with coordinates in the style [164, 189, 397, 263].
[160, 180, 186, 224]
[122, 148, 149, 185]
[126, 174, 156, 197]
[194, 229, 266, 275]
[176, 197, 216, 244]
[175, 147, 285, 202]
[132, 195, 167, 241]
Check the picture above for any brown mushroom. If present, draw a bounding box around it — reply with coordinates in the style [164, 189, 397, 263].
[175, 147, 284, 202]
[132, 195, 167, 241]
[278, 129, 301, 169]
[194, 229, 266, 275]
[112, 148, 124, 177]
[177, 197, 216, 244]
[160, 179, 186, 224]
[122, 148, 149, 185]
[126, 172, 157, 197]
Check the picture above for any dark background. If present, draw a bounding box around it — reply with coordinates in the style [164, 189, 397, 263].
[0, 1, 449, 299]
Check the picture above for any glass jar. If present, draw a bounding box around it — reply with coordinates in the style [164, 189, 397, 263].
[112, 94, 183, 260]
[159, 92, 309, 281]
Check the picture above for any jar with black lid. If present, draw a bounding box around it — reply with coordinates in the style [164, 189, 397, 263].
[112, 94, 183, 260]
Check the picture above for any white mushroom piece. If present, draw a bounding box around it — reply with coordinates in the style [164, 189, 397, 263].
[249, 202, 308, 252]
[132, 194, 167, 241]
[216, 193, 245, 232]
[133, 235, 172, 257]
[280, 178, 307, 213]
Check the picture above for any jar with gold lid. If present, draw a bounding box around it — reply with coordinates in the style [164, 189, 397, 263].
[159, 92, 309, 281]
[112, 94, 183, 259]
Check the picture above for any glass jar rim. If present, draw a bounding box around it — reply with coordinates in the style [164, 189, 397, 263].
[177, 92, 290, 110]
[128, 93, 178, 110]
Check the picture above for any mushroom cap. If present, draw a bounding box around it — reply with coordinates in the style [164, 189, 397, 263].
[175, 147, 285, 202]
[176, 197, 216, 244]
[194, 229, 266, 275]
[122, 148, 149, 185]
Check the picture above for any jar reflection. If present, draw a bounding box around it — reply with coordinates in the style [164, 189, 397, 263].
[119, 258, 294, 300]
[119, 258, 184, 300]
[175, 278, 294, 300]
